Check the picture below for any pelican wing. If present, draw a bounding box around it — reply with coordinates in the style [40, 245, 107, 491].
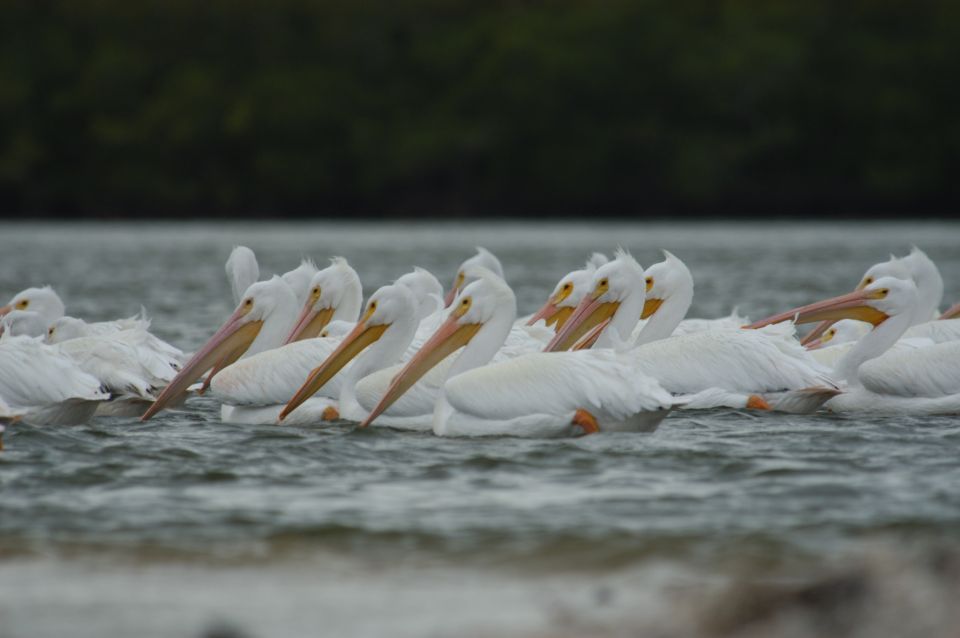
[627, 327, 836, 395]
[0, 337, 108, 409]
[444, 350, 672, 422]
[859, 340, 960, 398]
[210, 338, 342, 406]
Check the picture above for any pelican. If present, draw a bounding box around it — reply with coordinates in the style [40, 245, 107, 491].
[546, 251, 838, 412]
[444, 247, 504, 307]
[801, 247, 944, 345]
[44, 317, 185, 417]
[0, 336, 109, 425]
[141, 276, 299, 420]
[360, 267, 674, 437]
[748, 277, 960, 414]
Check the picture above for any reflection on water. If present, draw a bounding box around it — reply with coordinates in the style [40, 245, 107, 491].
[1, 221, 959, 638]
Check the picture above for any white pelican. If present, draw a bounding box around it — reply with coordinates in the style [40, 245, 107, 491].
[0, 336, 108, 425]
[801, 246, 944, 345]
[444, 246, 504, 307]
[141, 276, 300, 420]
[360, 267, 674, 437]
[546, 251, 838, 412]
[225, 245, 260, 305]
[43, 317, 185, 417]
[749, 277, 960, 414]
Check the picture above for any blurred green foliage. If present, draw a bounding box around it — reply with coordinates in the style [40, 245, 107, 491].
[1, 0, 958, 217]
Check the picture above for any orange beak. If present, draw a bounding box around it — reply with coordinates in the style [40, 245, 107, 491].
[0, 304, 11, 317]
[360, 315, 480, 428]
[141, 305, 263, 421]
[285, 303, 335, 344]
[543, 293, 620, 352]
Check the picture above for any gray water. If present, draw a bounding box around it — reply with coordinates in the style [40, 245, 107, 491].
[1, 221, 959, 638]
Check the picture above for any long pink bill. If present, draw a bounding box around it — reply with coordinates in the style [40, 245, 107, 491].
[745, 289, 888, 330]
[360, 315, 480, 428]
[141, 306, 262, 421]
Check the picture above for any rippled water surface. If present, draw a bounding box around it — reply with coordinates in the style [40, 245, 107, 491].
[1, 221, 959, 638]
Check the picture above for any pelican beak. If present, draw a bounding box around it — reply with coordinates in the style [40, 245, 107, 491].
[543, 292, 620, 352]
[141, 306, 263, 421]
[799, 321, 833, 346]
[279, 309, 387, 421]
[444, 272, 465, 308]
[0, 305, 11, 317]
[804, 336, 826, 350]
[526, 301, 574, 331]
[285, 304, 336, 344]
[746, 289, 889, 330]
[361, 315, 480, 427]
[799, 278, 873, 345]
[940, 301, 960, 320]
[571, 317, 611, 350]
[641, 298, 663, 320]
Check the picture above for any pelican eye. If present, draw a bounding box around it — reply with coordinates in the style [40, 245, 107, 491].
[244, 298, 253, 307]
[864, 277, 874, 286]
[312, 286, 321, 297]
[600, 278, 608, 286]
[15, 299, 28, 309]
[370, 301, 377, 310]
[879, 288, 889, 297]
[563, 283, 572, 290]
[645, 277, 654, 291]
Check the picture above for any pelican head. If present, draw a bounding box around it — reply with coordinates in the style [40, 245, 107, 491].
[142, 276, 295, 420]
[395, 267, 444, 319]
[281, 258, 319, 305]
[0, 310, 47, 339]
[642, 250, 693, 320]
[803, 319, 871, 350]
[45, 316, 92, 343]
[526, 253, 608, 331]
[279, 283, 418, 421]
[285, 257, 363, 344]
[544, 250, 644, 352]
[747, 276, 916, 331]
[444, 247, 504, 307]
[363, 267, 514, 427]
[0, 286, 65, 323]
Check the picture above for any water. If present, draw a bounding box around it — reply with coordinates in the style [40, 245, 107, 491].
[1, 221, 959, 638]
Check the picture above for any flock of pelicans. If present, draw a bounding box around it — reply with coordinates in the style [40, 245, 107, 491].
[1, 244, 959, 447]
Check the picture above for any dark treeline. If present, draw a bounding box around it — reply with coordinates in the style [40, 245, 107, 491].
[1, 0, 958, 218]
